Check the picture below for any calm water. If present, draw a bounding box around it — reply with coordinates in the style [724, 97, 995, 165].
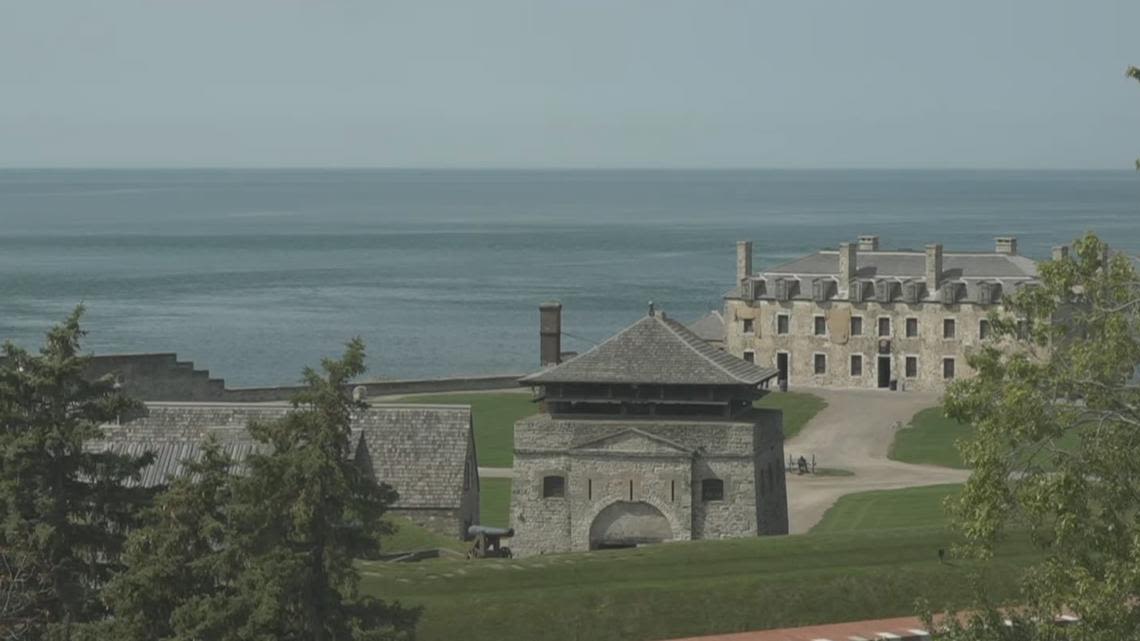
[1, 169, 1137, 386]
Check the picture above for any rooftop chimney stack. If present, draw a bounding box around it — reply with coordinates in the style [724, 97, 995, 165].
[539, 301, 562, 367]
[995, 237, 1018, 255]
[858, 235, 880, 251]
[736, 241, 753, 285]
[1052, 245, 1069, 261]
[925, 244, 943, 294]
[838, 242, 857, 296]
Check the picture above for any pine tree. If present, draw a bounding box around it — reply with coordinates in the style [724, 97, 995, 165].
[73, 439, 238, 641]
[225, 337, 418, 641]
[0, 307, 153, 640]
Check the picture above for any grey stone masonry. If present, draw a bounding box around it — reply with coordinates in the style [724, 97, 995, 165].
[510, 409, 787, 557]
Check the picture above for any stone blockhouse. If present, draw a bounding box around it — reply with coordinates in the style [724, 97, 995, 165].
[510, 305, 788, 557]
[724, 236, 1055, 392]
[94, 402, 479, 539]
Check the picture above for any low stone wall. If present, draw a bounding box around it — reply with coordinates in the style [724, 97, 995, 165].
[222, 375, 523, 403]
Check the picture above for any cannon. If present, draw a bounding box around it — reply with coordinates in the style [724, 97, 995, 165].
[466, 525, 515, 559]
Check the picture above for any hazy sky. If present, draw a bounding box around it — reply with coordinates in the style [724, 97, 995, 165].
[2, 1, 1137, 169]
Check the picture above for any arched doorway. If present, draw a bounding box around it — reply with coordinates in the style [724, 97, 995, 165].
[589, 501, 672, 550]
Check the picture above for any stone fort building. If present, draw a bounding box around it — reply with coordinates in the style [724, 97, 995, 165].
[93, 402, 480, 538]
[724, 235, 1058, 392]
[510, 303, 788, 557]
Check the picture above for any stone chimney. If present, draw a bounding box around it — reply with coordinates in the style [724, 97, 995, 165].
[736, 241, 753, 284]
[925, 244, 943, 294]
[995, 237, 1018, 255]
[838, 242, 857, 297]
[539, 301, 562, 367]
[858, 235, 880, 251]
[1052, 245, 1069, 261]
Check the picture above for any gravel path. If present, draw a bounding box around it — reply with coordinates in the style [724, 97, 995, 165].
[782, 388, 971, 533]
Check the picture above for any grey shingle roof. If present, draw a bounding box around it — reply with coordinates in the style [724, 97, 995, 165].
[94, 402, 473, 510]
[520, 312, 778, 386]
[765, 250, 1038, 280]
[686, 310, 726, 343]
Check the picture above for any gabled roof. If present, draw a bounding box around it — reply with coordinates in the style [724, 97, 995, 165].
[686, 310, 726, 343]
[95, 402, 474, 510]
[520, 312, 778, 386]
[570, 428, 695, 456]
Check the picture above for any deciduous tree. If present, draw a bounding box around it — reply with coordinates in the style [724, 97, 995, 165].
[927, 233, 1140, 640]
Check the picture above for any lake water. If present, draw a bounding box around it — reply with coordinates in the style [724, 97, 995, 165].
[1, 169, 1137, 386]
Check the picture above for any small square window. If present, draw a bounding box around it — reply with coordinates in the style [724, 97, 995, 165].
[701, 478, 724, 502]
[943, 358, 955, 379]
[905, 356, 918, 378]
[905, 318, 918, 337]
[878, 317, 891, 337]
[979, 319, 991, 339]
[742, 318, 754, 334]
[743, 351, 755, 364]
[850, 354, 863, 376]
[777, 314, 790, 335]
[542, 475, 565, 498]
[813, 316, 826, 336]
[850, 316, 863, 336]
[943, 318, 957, 339]
[813, 353, 827, 375]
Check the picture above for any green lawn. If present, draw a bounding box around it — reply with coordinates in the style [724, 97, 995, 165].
[360, 526, 1034, 641]
[380, 515, 469, 554]
[812, 484, 962, 533]
[755, 391, 827, 440]
[479, 478, 511, 528]
[389, 392, 537, 468]
[889, 407, 973, 468]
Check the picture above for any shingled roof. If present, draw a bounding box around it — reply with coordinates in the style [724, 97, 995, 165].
[686, 310, 726, 343]
[94, 402, 474, 510]
[520, 312, 778, 386]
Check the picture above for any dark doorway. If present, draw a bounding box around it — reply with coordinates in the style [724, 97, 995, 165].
[877, 356, 891, 388]
[776, 353, 789, 385]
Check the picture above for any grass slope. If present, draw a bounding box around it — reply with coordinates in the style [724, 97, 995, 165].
[755, 391, 827, 440]
[381, 515, 469, 554]
[361, 527, 1033, 641]
[813, 484, 962, 533]
[389, 392, 536, 467]
[889, 407, 973, 469]
[479, 478, 511, 528]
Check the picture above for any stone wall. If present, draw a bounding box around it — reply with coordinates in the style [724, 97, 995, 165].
[726, 298, 1006, 391]
[510, 411, 788, 557]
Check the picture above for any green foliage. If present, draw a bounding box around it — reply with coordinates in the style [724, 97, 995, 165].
[890, 407, 974, 469]
[73, 338, 421, 641]
[813, 484, 962, 533]
[935, 232, 1140, 640]
[754, 391, 828, 440]
[358, 527, 1036, 641]
[391, 392, 536, 467]
[0, 307, 153, 640]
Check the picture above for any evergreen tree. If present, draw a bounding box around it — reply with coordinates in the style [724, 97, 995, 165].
[73, 439, 237, 641]
[0, 307, 153, 640]
[926, 233, 1140, 640]
[225, 338, 417, 641]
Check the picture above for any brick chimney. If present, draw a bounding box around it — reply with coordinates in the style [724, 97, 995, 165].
[925, 244, 943, 294]
[736, 241, 753, 284]
[838, 242, 857, 296]
[858, 235, 880, 251]
[995, 237, 1018, 255]
[1052, 245, 1069, 261]
[539, 301, 562, 367]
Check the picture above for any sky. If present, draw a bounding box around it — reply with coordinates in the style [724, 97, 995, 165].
[1, 1, 1138, 169]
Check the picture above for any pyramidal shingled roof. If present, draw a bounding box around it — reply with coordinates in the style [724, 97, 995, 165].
[520, 312, 778, 386]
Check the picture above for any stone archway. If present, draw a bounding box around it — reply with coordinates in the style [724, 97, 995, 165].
[588, 501, 673, 550]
